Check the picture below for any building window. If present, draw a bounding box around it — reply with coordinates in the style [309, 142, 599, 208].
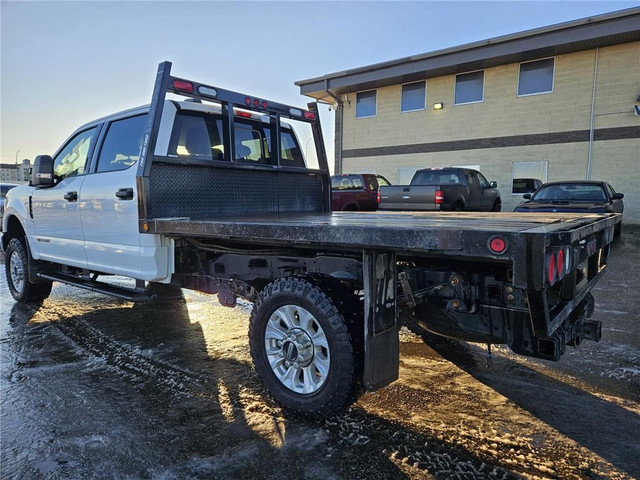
[512, 161, 548, 195]
[518, 58, 554, 96]
[401, 82, 426, 112]
[356, 90, 377, 118]
[454, 71, 484, 105]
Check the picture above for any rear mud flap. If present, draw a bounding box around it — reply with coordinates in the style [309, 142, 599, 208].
[362, 250, 399, 391]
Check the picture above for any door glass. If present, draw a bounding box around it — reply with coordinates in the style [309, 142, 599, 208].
[53, 127, 98, 181]
[97, 115, 148, 172]
[476, 172, 489, 188]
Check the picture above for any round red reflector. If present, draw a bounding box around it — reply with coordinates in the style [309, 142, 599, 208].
[262, 101, 268, 109]
[244, 97, 251, 105]
[253, 99, 260, 107]
[489, 237, 507, 254]
[548, 252, 556, 284]
[557, 249, 564, 279]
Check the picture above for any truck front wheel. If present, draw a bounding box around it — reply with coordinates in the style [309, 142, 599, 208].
[249, 276, 360, 417]
[5, 238, 52, 303]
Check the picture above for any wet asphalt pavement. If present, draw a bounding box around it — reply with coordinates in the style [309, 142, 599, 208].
[1, 227, 638, 480]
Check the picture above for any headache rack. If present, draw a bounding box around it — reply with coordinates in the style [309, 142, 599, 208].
[135, 61, 331, 224]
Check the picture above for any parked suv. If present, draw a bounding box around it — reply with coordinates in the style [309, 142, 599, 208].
[331, 173, 391, 211]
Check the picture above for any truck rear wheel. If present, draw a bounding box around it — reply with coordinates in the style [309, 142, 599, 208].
[5, 238, 52, 303]
[249, 276, 361, 417]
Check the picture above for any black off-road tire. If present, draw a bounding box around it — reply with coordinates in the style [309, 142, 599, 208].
[249, 275, 362, 418]
[492, 199, 502, 212]
[5, 237, 52, 303]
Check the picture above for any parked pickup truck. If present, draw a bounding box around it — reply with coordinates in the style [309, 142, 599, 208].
[379, 167, 501, 211]
[3, 62, 619, 418]
[331, 173, 391, 211]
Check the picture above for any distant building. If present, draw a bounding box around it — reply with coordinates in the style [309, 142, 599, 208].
[296, 8, 640, 222]
[0, 159, 32, 183]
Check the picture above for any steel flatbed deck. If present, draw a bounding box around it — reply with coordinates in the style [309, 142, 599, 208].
[146, 211, 619, 254]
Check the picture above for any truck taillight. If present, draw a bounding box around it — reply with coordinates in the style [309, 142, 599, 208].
[377, 189, 381, 204]
[547, 246, 571, 285]
[557, 249, 564, 279]
[435, 190, 444, 204]
[547, 252, 556, 285]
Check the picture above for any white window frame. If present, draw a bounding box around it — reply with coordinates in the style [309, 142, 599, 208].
[511, 161, 548, 196]
[400, 81, 426, 113]
[517, 57, 555, 97]
[454, 70, 485, 106]
[355, 90, 377, 119]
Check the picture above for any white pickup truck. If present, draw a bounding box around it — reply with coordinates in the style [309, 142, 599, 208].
[3, 63, 618, 417]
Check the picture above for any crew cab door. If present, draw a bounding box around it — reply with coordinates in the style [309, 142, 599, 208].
[476, 171, 499, 211]
[31, 126, 99, 268]
[463, 170, 483, 210]
[79, 114, 149, 277]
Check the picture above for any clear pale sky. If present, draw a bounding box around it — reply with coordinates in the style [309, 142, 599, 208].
[2, 1, 638, 168]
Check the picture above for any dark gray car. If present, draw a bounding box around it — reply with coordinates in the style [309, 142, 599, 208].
[514, 180, 624, 235]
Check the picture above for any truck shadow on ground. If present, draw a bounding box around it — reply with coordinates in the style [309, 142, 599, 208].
[6, 291, 522, 480]
[421, 334, 640, 479]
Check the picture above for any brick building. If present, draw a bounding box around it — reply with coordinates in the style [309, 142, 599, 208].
[296, 8, 640, 222]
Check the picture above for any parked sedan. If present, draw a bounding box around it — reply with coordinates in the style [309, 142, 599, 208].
[514, 180, 624, 235]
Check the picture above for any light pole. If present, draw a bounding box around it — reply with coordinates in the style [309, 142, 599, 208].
[15, 149, 21, 181]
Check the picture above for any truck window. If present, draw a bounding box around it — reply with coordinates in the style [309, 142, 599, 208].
[96, 114, 148, 173]
[53, 127, 98, 181]
[376, 176, 391, 187]
[234, 122, 265, 163]
[465, 171, 479, 188]
[331, 175, 364, 190]
[476, 172, 489, 188]
[168, 112, 224, 161]
[412, 170, 462, 185]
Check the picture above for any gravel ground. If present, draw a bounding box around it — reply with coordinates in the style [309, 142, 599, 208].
[1, 227, 638, 480]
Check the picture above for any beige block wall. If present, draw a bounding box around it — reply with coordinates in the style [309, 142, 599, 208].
[340, 42, 640, 223]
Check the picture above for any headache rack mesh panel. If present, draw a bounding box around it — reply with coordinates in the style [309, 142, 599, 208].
[148, 163, 326, 219]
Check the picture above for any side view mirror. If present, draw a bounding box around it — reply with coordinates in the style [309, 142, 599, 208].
[612, 193, 624, 200]
[489, 181, 497, 188]
[31, 155, 54, 187]
[523, 193, 532, 200]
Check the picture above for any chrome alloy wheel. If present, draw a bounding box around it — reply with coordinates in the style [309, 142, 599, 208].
[264, 305, 330, 394]
[9, 250, 25, 294]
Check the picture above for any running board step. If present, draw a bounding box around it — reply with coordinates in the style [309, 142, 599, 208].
[37, 272, 155, 302]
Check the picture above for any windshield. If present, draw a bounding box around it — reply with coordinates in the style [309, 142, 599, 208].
[533, 183, 606, 202]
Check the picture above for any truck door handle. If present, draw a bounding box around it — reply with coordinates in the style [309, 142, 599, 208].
[64, 191, 78, 202]
[115, 188, 134, 200]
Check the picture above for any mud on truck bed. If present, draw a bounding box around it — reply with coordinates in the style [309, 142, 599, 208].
[2, 62, 619, 417]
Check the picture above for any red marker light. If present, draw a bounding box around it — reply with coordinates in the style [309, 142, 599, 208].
[244, 97, 252, 105]
[262, 101, 268, 109]
[304, 111, 316, 120]
[253, 99, 260, 107]
[235, 111, 252, 118]
[489, 237, 507, 254]
[173, 80, 194, 93]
